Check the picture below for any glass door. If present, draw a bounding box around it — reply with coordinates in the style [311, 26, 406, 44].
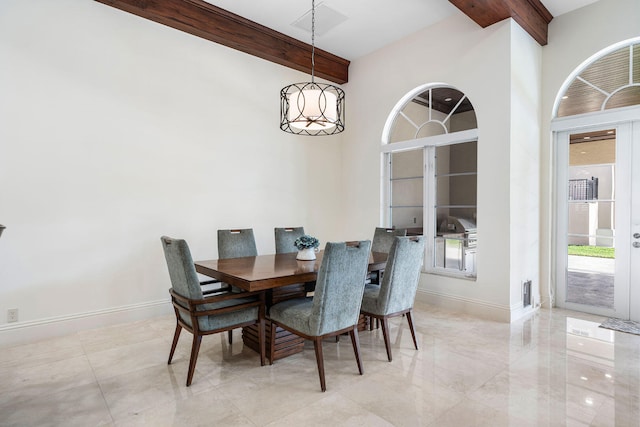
[629, 120, 640, 322]
[556, 120, 640, 320]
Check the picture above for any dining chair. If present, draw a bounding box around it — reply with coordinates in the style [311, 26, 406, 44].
[268, 240, 372, 392]
[367, 227, 407, 295]
[372, 227, 407, 255]
[274, 226, 312, 300]
[217, 228, 259, 344]
[217, 228, 258, 259]
[370, 227, 407, 282]
[274, 226, 305, 254]
[360, 236, 425, 362]
[160, 236, 265, 386]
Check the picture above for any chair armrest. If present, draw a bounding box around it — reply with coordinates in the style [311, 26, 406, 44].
[169, 289, 265, 318]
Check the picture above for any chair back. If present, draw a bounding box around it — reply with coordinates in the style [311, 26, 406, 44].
[310, 240, 371, 335]
[218, 229, 258, 259]
[377, 236, 425, 314]
[161, 236, 203, 301]
[372, 227, 407, 254]
[274, 227, 305, 254]
[161, 236, 205, 328]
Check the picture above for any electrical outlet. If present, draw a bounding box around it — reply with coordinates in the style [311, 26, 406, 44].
[7, 308, 18, 323]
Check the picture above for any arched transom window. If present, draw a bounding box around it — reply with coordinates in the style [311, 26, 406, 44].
[555, 42, 640, 117]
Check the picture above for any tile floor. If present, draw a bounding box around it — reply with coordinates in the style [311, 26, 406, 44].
[1, 302, 640, 426]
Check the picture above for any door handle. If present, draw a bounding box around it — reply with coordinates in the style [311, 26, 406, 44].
[634, 242, 640, 248]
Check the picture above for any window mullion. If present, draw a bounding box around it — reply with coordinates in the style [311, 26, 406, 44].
[425, 146, 436, 271]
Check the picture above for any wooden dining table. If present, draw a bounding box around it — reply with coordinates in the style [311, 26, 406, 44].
[195, 250, 388, 360]
[195, 250, 387, 291]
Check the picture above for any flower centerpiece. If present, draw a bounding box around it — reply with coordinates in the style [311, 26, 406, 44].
[294, 234, 320, 260]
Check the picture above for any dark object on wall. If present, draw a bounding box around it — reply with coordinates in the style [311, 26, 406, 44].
[0, 224, 5, 238]
[569, 177, 599, 200]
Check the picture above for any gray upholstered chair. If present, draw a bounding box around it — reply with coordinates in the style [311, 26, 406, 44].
[274, 226, 311, 298]
[218, 228, 258, 259]
[274, 227, 305, 254]
[217, 228, 259, 344]
[372, 227, 407, 254]
[268, 240, 372, 392]
[367, 227, 407, 289]
[161, 236, 265, 386]
[360, 236, 425, 362]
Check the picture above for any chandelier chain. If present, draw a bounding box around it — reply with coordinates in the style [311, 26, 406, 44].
[311, 0, 315, 84]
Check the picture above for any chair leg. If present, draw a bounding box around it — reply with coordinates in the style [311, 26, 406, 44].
[168, 323, 182, 364]
[313, 337, 326, 392]
[228, 329, 233, 345]
[269, 321, 277, 365]
[259, 317, 266, 366]
[406, 310, 419, 350]
[380, 317, 393, 362]
[186, 334, 202, 387]
[349, 328, 364, 375]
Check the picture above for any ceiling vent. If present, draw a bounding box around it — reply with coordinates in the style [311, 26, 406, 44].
[291, 2, 348, 36]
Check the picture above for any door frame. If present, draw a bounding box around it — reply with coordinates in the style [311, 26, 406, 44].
[551, 105, 640, 319]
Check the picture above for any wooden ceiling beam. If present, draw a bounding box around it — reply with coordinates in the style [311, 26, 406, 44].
[449, 0, 553, 45]
[94, 0, 350, 84]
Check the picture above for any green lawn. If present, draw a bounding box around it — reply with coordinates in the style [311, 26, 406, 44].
[568, 245, 615, 258]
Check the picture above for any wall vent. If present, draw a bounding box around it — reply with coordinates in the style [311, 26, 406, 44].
[523, 280, 532, 307]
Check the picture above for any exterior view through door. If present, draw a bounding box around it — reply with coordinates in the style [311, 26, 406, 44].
[565, 129, 616, 309]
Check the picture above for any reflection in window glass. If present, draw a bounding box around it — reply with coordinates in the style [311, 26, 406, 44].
[390, 150, 423, 231]
[435, 141, 477, 275]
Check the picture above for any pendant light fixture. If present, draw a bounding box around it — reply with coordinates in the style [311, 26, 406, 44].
[280, 0, 345, 136]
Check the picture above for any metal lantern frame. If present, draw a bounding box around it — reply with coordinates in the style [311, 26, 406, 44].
[280, 82, 345, 136]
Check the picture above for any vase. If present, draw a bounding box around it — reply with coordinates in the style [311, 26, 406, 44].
[296, 247, 316, 260]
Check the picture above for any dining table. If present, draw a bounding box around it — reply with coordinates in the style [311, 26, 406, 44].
[195, 249, 388, 360]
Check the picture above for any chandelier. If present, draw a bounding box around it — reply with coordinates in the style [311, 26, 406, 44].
[280, 0, 345, 136]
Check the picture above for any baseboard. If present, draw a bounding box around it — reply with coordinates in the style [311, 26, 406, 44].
[509, 301, 540, 322]
[415, 289, 513, 322]
[0, 299, 172, 348]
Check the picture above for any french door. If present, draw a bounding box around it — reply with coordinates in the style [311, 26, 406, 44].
[554, 111, 640, 321]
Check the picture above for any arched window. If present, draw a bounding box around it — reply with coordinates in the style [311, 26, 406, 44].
[382, 84, 478, 278]
[554, 41, 640, 117]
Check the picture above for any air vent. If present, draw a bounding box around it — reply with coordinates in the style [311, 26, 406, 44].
[523, 280, 532, 307]
[291, 2, 348, 36]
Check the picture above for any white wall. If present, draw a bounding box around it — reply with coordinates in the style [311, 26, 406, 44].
[540, 0, 640, 307]
[344, 14, 518, 320]
[0, 0, 344, 346]
[509, 21, 542, 318]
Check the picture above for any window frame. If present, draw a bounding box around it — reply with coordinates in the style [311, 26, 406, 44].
[381, 130, 478, 279]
